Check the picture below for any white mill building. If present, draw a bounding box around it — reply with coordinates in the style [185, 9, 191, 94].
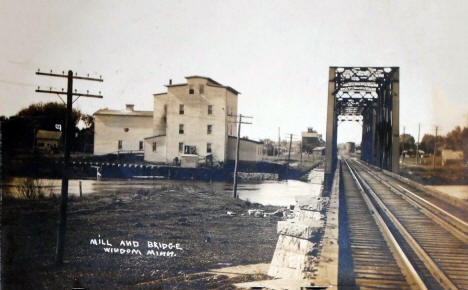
[93, 76, 263, 167]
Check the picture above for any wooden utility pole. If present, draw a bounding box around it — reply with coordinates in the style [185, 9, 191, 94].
[229, 113, 252, 198]
[416, 123, 421, 165]
[285, 133, 295, 178]
[300, 141, 303, 167]
[402, 126, 406, 163]
[277, 127, 281, 158]
[35, 69, 103, 264]
[433, 126, 438, 169]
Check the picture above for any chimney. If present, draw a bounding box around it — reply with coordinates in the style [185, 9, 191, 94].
[125, 104, 135, 112]
[169, 79, 172, 85]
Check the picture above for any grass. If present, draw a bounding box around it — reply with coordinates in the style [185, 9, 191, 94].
[2, 180, 281, 289]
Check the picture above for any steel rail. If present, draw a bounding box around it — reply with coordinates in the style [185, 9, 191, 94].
[353, 160, 468, 243]
[346, 159, 458, 289]
[343, 159, 427, 289]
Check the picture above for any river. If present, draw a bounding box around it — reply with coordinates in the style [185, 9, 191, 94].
[3, 176, 323, 207]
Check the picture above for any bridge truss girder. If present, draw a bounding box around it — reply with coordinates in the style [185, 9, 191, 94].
[325, 67, 399, 176]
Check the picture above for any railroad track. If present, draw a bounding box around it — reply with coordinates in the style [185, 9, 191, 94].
[341, 158, 468, 289]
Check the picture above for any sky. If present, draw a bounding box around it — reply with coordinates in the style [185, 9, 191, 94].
[1, 0, 468, 143]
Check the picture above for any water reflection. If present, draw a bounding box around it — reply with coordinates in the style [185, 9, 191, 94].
[225, 180, 322, 207]
[4, 177, 322, 207]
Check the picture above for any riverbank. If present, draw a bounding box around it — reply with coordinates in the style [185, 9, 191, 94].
[399, 163, 468, 185]
[2, 180, 282, 289]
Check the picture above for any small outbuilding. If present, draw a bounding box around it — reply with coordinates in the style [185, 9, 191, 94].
[35, 129, 61, 152]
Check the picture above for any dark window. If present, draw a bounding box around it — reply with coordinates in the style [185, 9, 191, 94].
[207, 143, 212, 153]
[179, 142, 183, 153]
[179, 104, 184, 114]
[207, 124, 212, 134]
[139, 141, 143, 150]
[153, 142, 157, 152]
[199, 84, 204, 94]
[179, 124, 184, 134]
[124, 128, 129, 132]
[208, 105, 213, 115]
[189, 85, 194, 94]
[118, 140, 122, 150]
[184, 145, 197, 155]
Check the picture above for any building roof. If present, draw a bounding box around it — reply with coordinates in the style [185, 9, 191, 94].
[185, 75, 222, 86]
[228, 135, 263, 144]
[93, 109, 153, 117]
[144, 134, 166, 140]
[158, 75, 241, 95]
[36, 129, 61, 140]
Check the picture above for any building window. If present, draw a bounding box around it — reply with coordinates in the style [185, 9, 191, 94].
[179, 104, 184, 114]
[199, 84, 204, 94]
[118, 140, 122, 150]
[179, 142, 183, 153]
[189, 85, 194, 94]
[207, 143, 212, 153]
[207, 124, 212, 134]
[153, 142, 157, 152]
[124, 128, 129, 132]
[184, 145, 197, 155]
[139, 141, 143, 150]
[208, 105, 213, 115]
[179, 124, 184, 134]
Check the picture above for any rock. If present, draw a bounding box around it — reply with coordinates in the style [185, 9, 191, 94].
[277, 219, 323, 240]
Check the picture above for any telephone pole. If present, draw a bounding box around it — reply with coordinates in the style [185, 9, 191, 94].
[277, 127, 281, 158]
[416, 123, 421, 165]
[35, 69, 103, 264]
[229, 114, 252, 198]
[433, 126, 439, 169]
[402, 126, 406, 163]
[287, 133, 293, 165]
[285, 133, 296, 178]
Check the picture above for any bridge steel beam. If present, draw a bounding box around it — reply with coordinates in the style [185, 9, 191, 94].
[325, 67, 337, 177]
[391, 68, 400, 173]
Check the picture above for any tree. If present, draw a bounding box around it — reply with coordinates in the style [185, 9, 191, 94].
[399, 133, 415, 154]
[420, 134, 443, 154]
[17, 102, 82, 132]
[3, 102, 93, 154]
[444, 126, 463, 150]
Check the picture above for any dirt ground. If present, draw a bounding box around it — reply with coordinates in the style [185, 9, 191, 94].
[2, 180, 282, 289]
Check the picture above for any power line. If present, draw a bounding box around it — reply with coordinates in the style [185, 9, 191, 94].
[35, 69, 103, 265]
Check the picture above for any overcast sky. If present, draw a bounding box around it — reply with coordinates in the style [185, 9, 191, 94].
[1, 0, 467, 143]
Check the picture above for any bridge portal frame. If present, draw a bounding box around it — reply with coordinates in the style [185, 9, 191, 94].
[325, 67, 399, 176]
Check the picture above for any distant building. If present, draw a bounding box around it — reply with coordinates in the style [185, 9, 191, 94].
[144, 76, 262, 166]
[36, 129, 61, 152]
[311, 146, 326, 159]
[93, 104, 153, 155]
[441, 149, 464, 166]
[301, 127, 324, 153]
[227, 136, 263, 162]
[344, 142, 355, 153]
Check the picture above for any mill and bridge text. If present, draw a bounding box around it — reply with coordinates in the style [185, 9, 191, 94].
[89, 235, 183, 257]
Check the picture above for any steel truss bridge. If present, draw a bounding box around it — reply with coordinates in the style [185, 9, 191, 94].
[325, 67, 399, 176]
